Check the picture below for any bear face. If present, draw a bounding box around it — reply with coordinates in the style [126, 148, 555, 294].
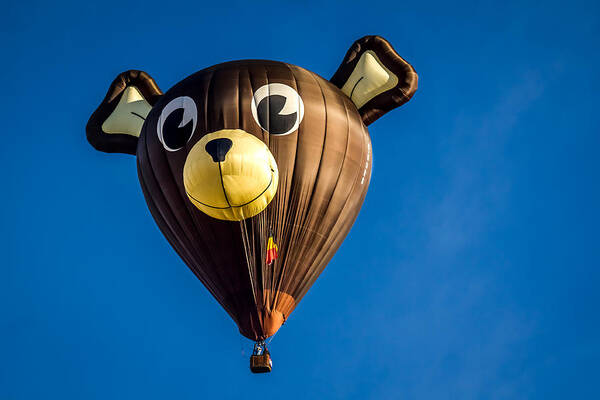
[86, 36, 417, 341]
[139, 60, 366, 221]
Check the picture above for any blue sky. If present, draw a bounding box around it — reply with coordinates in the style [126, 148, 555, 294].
[2, 0, 599, 398]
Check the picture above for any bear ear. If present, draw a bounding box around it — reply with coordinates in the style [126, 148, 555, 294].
[86, 70, 163, 155]
[330, 36, 418, 126]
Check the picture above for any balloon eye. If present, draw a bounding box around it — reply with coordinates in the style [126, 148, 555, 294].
[157, 96, 197, 151]
[251, 83, 304, 135]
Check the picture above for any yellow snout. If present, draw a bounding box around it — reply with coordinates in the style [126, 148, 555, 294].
[183, 129, 278, 221]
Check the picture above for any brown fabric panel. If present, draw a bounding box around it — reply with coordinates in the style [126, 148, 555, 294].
[297, 117, 372, 300]
[279, 69, 352, 298]
[291, 84, 371, 302]
[245, 62, 301, 338]
[270, 65, 328, 311]
[139, 70, 261, 333]
[330, 35, 418, 126]
[137, 126, 229, 313]
[87, 70, 162, 154]
[136, 153, 232, 319]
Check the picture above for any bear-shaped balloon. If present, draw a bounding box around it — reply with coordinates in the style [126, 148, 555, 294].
[87, 36, 417, 341]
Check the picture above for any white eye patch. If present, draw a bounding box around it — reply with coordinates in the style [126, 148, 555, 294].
[157, 96, 197, 151]
[251, 83, 304, 135]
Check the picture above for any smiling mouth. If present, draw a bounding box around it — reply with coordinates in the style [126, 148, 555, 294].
[186, 171, 274, 210]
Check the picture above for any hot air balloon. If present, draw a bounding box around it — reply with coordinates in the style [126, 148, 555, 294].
[86, 36, 417, 373]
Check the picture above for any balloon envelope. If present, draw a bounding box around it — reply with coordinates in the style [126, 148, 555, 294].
[137, 60, 372, 340]
[86, 36, 418, 342]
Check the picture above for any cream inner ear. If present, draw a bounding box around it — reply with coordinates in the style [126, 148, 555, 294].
[101, 86, 152, 137]
[341, 50, 399, 109]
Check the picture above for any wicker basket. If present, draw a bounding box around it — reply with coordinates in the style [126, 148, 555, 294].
[250, 353, 273, 373]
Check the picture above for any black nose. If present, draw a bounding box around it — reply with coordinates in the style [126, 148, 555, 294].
[205, 138, 233, 162]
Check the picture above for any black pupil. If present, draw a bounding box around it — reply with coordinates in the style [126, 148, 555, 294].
[163, 108, 193, 149]
[257, 94, 297, 135]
